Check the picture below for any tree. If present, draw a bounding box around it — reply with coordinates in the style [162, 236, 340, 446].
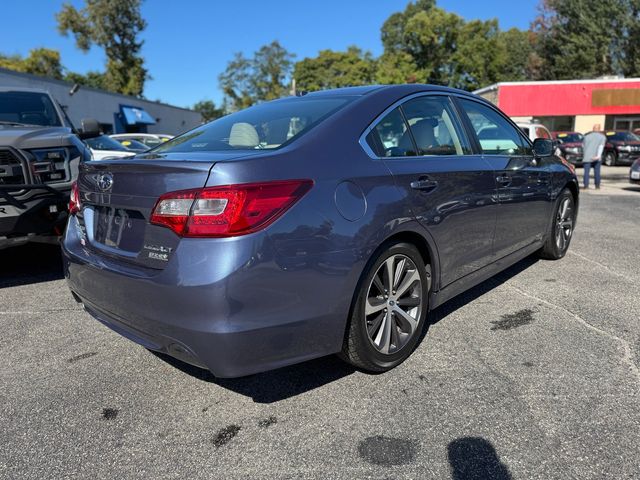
[63, 70, 107, 89]
[294, 47, 375, 91]
[381, 0, 436, 52]
[375, 51, 424, 84]
[56, 0, 148, 96]
[252, 41, 295, 101]
[498, 28, 541, 81]
[219, 41, 294, 111]
[0, 48, 63, 79]
[533, 0, 627, 79]
[449, 19, 505, 91]
[193, 100, 225, 123]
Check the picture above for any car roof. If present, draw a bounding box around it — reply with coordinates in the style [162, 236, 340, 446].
[302, 84, 479, 98]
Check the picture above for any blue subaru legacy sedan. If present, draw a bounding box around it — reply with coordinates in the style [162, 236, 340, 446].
[62, 85, 579, 378]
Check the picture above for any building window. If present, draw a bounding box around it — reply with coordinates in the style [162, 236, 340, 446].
[534, 116, 574, 132]
[99, 123, 114, 135]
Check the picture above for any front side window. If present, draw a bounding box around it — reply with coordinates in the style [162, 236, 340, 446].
[155, 97, 353, 153]
[401, 96, 471, 155]
[459, 99, 531, 156]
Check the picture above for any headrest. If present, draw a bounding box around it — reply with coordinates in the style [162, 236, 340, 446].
[229, 122, 259, 147]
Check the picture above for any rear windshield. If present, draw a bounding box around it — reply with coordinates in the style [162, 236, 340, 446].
[0, 91, 61, 127]
[155, 97, 353, 153]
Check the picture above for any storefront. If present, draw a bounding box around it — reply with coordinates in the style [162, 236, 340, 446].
[474, 78, 640, 133]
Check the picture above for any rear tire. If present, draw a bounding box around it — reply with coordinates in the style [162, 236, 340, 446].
[341, 242, 430, 372]
[539, 188, 576, 260]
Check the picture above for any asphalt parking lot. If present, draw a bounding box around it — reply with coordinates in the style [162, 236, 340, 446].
[1, 168, 639, 479]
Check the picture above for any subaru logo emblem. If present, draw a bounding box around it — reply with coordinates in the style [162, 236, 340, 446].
[97, 173, 114, 192]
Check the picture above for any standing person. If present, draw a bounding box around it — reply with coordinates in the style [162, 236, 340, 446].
[581, 125, 606, 189]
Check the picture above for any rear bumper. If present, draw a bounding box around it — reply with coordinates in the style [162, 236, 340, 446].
[62, 216, 356, 378]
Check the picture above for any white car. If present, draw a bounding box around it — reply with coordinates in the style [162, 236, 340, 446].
[110, 133, 173, 149]
[85, 135, 136, 160]
[516, 122, 552, 142]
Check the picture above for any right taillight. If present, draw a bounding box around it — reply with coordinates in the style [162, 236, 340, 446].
[150, 179, 313, 238]
[69, 181, 81, 215]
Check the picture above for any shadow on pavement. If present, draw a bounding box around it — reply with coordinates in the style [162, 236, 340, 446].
[152, 255, 540, 403]
[448, 436, 512, 479]
[151, 351, 355, 404]
[429, 255, 539, 325]
[0, 243, 64, 288]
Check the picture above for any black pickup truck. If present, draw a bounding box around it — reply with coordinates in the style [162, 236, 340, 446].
[0, 87, 99, 250]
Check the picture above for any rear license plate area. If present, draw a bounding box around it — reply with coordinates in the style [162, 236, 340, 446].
[94, 206, 145, 252]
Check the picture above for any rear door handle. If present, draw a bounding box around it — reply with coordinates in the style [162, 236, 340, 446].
[410, 177, 438, 192]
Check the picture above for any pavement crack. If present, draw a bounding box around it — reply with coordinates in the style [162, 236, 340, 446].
[568, 251, 635, 282]
[507, 284, 640, 384]
[0, 307, 81, 315]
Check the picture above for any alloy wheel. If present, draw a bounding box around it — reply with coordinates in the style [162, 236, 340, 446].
[555, 196, 574, 251]
[365, 254, 424, 355]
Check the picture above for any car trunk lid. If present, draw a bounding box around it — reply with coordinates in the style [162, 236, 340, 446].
[76, 154, 239, 268]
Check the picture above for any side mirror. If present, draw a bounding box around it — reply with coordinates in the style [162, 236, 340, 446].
[78, 118, 101, 139]
[532, 138, 553, 157]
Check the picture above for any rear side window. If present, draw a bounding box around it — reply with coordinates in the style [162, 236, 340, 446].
[366, 107, 416, 157]
[155, 97, 352, 153]
[459, 99, 531, 155]
[401, 96, 471, 155]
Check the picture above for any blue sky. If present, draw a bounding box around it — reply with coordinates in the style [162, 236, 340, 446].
[2, 1, 539, 108]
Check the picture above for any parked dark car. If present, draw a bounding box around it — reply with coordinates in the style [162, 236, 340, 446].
[62, 85, 579, 378]
[0, 87, 97, 250]
[630, 158, 640, 185]
[601, 130, 640, 166]
[552, 131, 583, 166]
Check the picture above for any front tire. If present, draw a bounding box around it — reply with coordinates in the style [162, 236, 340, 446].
[539, 188, 576, 260]
[341, 242, 430, 372]
[604, 151, 616, 166]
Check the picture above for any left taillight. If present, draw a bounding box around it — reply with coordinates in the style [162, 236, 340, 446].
[69, 181, 81, 215]
[150, 179, 313, 238]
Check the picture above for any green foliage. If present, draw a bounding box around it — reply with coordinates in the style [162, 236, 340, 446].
[449, 19, 505, 91]
[533, 0, 628, 79]
[294, 47, 375, 91]
[63, 70, 107, 90]
[375, 51, 424, 84]
[498, 28, 541, 81]
[219, 41, 294, 111]
[0, 48, 63, 79]
[193, 100, 225, 123]
[56, 0, 148, 96]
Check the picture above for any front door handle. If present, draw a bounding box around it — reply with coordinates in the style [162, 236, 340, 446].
[410, 177, 438, 192]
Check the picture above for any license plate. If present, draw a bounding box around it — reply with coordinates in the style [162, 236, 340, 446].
[93, 206, 144, 251]
[95, 208, 132, 247]
[632, 171, 640, 179]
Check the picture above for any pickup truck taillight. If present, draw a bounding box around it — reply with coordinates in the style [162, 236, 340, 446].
[69, 181, 81, 215]
[150, 180, 313, 237]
